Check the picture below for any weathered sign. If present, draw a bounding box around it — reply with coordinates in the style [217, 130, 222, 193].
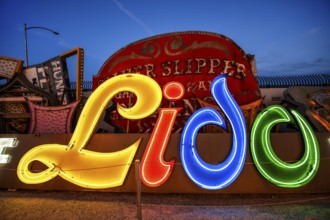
[93, 31, 261, 132]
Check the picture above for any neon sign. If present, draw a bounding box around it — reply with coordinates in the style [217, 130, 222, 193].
[250, 105, 320, 187]
[181, 75, 246, 189]
[17, 73, 320, 190]
[0, 138, 17, 164]
[140, 82, 184, 187]
[17, 74, 162, 188]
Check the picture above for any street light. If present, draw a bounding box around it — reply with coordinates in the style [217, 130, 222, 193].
[24, 23, 59, 66]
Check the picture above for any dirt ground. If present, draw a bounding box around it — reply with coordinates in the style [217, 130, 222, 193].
[0, 190, 330, 220]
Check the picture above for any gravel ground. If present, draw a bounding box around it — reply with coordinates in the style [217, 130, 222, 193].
[0, 190, 329, 220]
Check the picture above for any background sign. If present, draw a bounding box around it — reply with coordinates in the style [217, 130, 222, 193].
[93, 31, 261, 133]
[23, 56, 73, 105]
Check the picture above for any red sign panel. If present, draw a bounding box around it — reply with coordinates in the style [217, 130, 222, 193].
[92, 31, 261, 133]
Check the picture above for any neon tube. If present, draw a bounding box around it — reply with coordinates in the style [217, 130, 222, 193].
[180, 74, 247, 190]
[140, 81, 184, 187]
[17, 74, 162, 189]
[250, 105, 320, 187]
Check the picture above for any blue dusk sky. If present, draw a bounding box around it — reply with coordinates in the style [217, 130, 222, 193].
[1, 0, 329, 81]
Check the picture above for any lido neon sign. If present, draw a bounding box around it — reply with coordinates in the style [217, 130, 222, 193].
[17, 74, 320, 190]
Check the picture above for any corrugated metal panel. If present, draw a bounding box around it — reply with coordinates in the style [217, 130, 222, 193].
[256, 74, 330, 88]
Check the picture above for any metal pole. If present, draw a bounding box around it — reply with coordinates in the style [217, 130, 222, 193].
[126, 94, 132, 133]
[135, 159, 142, 220]
[24, 23, 29, 66]
[24, 23, 59, 67]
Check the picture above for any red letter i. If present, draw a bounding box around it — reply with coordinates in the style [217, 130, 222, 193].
[140, 82, 185, 187]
